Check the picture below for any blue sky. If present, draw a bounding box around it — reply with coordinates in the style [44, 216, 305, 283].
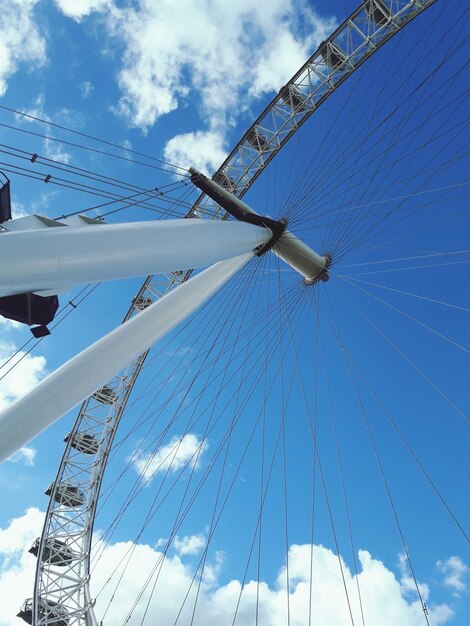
[0, 1, 468, 625]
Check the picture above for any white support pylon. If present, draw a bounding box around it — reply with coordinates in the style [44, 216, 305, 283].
[0, 217, 270, 296]
[0, 253, 254, 463]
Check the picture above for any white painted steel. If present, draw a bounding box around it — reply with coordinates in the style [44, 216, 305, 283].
[1, 214, 67, 232]
[0, 218, 269, 296]
[0, 253, 253, 463]
[273, 234, 327, 283]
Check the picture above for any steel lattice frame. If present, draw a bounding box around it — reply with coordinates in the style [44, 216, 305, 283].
[27, 2, 436, 624]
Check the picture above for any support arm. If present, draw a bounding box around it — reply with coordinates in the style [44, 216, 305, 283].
[0, 218, 270, 297]
[0, 253, 253, 463]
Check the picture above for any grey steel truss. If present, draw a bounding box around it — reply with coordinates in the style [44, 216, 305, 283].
[24, 2, 436, 625]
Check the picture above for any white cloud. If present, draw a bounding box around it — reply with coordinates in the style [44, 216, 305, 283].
[0, 508, 44, 626]
[131, 433, 208, 481]
[0, 340, 48, 412]
[110, 0, 335, 127]
[7, 446, 37, 466]
[54, 0, 110, 22]
[9, 198, 30, 220]
[43, 136, 72, 163]
[0, 507, 43, 555]
[398, 551, 430, 602]
[437, 556, 468, 595]
[0, 509, 457, 626]
[163, 129, 227, 175]
[44, 0, 336, 171]
[80, 81, 94, 98]
[0, 0, 46, 97]
[173, 533, 206, 556]
[17, 94, 72, 163]
[1, 1, 336, 174]
[248, 3, 334, 98]
[103, 0, 336, 171]
[0, 318, 22, 330]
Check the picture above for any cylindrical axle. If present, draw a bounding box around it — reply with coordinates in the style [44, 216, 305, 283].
[273, 234, 330, 284]
[190, 168, 330, 283]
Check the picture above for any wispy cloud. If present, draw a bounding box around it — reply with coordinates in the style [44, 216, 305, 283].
[0, 0, 46, 97]
[173, 533, 206, 557]
[130, 433, 208, 482]
[437, 556, 468, 595]
[16, 94, 73, 164]
[103, 0, 336, 172]
[47, 1, 336, 173]
[0, 340, 48, 412]
[7, 446, 37, 467]
[398, 551, 430, 601]
[163, 129, 227, 177]
[80, 81, 94, 98]
[53, 0, 110, 22]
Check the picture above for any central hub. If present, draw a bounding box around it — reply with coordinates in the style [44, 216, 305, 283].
[190, 167, 331, 284]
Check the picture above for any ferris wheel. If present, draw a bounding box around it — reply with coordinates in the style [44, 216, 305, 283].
[0, 0, 468, 624]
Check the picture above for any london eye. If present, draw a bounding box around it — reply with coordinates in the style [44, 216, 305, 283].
[0, 1, 468, 625]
